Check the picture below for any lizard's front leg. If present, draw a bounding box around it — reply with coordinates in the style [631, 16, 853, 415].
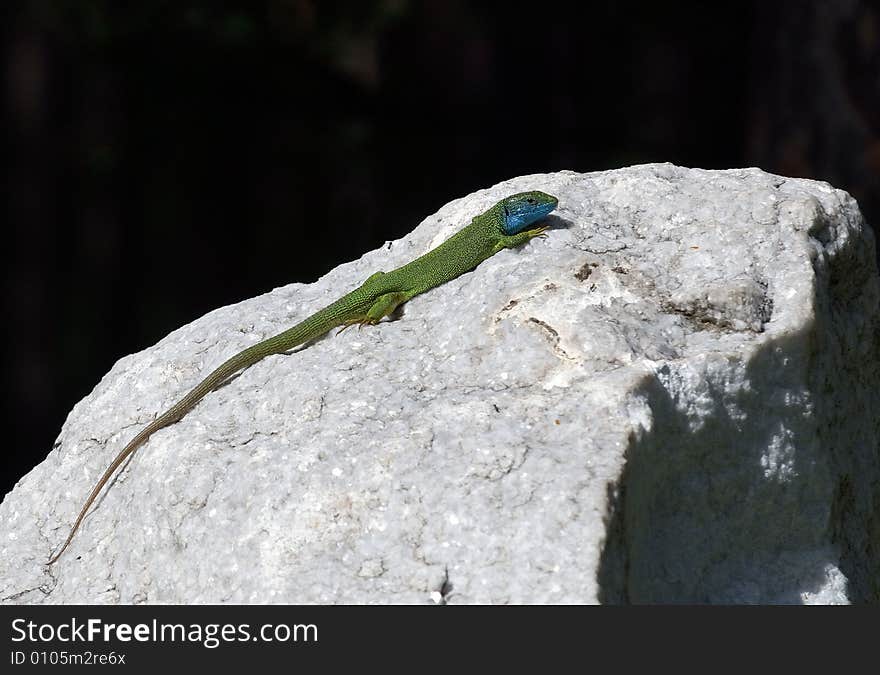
[504, 225, 549, 249]
[490, 225, 550, 255]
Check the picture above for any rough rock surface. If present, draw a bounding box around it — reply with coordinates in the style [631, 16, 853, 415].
[2, 164, 878, 604]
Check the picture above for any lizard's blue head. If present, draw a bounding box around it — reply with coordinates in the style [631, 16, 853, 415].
[498, 191, 559, 235]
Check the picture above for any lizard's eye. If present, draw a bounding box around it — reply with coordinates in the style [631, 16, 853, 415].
[527, 198, 535, 204]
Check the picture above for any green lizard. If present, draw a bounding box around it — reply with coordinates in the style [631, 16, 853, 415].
[47, 190, 558, 564]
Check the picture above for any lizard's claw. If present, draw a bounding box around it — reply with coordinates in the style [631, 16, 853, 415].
[531, 225, 550, 239]
[336, 318, 377, 335]
[336, 322, 358, 336]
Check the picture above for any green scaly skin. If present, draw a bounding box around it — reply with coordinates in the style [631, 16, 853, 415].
[47, 190, 558, 564]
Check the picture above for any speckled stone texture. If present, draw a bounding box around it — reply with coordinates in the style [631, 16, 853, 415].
[2, 164, 878, 604]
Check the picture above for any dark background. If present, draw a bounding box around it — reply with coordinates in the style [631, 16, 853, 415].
[4, 0, 880, 497]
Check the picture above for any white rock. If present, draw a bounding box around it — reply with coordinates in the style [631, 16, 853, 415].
[2, 164, 878, 604]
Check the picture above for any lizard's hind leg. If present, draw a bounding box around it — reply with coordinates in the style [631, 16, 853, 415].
[337, 291, 409, 332]
[366, 291, 408, 323]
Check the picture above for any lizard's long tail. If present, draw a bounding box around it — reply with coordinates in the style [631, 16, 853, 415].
[46, 301, 351, 565]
